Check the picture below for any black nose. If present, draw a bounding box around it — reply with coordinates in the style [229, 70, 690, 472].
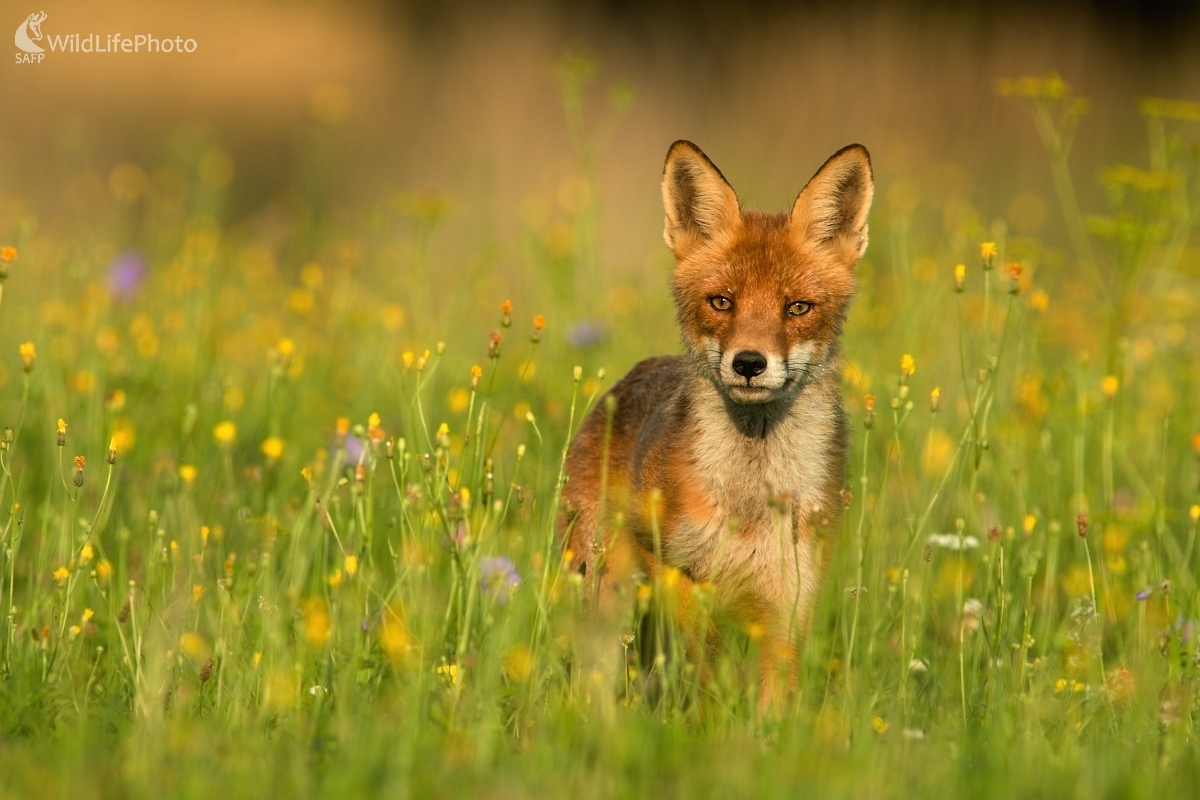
[731, 351, 768, 378]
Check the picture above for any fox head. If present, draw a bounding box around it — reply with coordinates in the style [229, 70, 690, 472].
[662, 141, 873, 407]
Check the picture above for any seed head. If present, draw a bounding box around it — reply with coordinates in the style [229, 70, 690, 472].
[1076, 512, 1089, 538]
[118, 596, 132, 623]
[199, 657, 214, 683]
[488, 331, 503, 359]
[863, 394, 876, 430]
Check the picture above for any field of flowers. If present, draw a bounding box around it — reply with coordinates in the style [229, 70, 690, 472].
[0, 70, 1199, 798]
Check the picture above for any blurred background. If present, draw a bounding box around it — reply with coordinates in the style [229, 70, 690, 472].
[1, 0, 1198, 415]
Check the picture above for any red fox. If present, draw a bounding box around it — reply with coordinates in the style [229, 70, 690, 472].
[561, 141, 873, 704]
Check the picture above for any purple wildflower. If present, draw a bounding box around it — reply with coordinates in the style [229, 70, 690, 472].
[107, 250, 147, 300]
[1135, 588, 1152, 601]
[566, 319, 608, 350]
[479, 555, 520, 605]
[342, 432, 364, 464]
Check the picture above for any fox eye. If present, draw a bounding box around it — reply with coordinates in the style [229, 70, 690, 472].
[709, 295, 733, 311]
[787, 301, 813, 317]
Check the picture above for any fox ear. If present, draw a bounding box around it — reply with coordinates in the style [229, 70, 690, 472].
[790, 144, 874, 261]
[662, 141, 741, 256]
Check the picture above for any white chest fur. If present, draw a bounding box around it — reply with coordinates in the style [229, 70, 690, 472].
[667, 377, 840, 611]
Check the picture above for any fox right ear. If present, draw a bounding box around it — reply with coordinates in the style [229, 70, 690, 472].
[661, 141, 741, 257]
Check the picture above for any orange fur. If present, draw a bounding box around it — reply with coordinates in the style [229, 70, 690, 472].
[561, 141, 873, 709]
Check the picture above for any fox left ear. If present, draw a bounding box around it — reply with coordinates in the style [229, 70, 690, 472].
[789, 144, 874, 262]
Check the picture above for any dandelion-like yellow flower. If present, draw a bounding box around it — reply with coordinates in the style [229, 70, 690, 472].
[213, 421, 237, 445]
[1101, 376, 1119, 398]
[82, 608, 94, 623]
[107, 389, 127, 412]
[1023, 514, 1037, 534]
[980, 242, 997, 260]
[533, 314, 546, 331]
[80, 544, 94, 563]
[1029, 289, 1049, 312]
[261, 437, 285, 460]
[402, 351, 415, 370]
[178, 464, 198, 483]
[336, 417, 350, 437]
[900, 354, 916, 376]
[200, 525, 210, 545]
[500, 299, 513, 316]
[192, 584, 206, 603]
[929, 386, 941, 412]
[96, 559, 113, 580]
[303, 597, 332, 647]
[277, 338, 295, 358]
[746, 621, 766, 641]
[19, 342, 36, 372]
[301, 466, 313, 484]
[344, 555, 359, 576]
[327, 568, 343, 588]
[74, 455, 86, 470]
[470, 364, 483, 382]
[0, 246, 17, 263]
[953, 263, 966, 292]
[1191, 504, 1200, 523]
[872, 715, 889, 734]
[53, 566, 70, 583]
[69, 625, 81, 638]
[367, 412, 381, 430]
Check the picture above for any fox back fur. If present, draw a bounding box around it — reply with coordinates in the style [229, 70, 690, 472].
[561, 140, 873, 703]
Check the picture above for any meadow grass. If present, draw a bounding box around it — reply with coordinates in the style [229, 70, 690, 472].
[1, 71, 1199, 798]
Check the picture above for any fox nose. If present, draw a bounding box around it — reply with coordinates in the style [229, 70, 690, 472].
[731, 351, 768, 379]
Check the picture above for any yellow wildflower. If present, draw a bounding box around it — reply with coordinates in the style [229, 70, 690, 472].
[0, 246, 17, 263]
[96, 560, 113, 580]
[929, 386, 941, 412]
[872, 715, 889, 734]
[1030, 289, 1049, 311]
[302, 597, 332, 647]
[328, 568, 343, 588]
[261, 437, 285, 460]
[533, 314, 546, 331]
[178, 464, 198, 483]
[69, 625, 81, 638]
[200, 525, 210, 545]
[192, 584, 206, 603]
[213, 421, 237, 445]
[953, 263, 966, 291]
[437, 663, 460, 687]
[344, 555, 359, 577]
[301, 466, 313, 484]
[79, 544, 94, 563]
[82, 608, 94, 623]
[53, 566, 70, 583]
[336, 417, 350, 436]
[276, 338, 295, 358]
[1101, 376, 1119, 398]
[980, 242, 997, 260]
[19, 342, 36, 371]
[1190, 504, 1199, 523]
[900, 354, 916, 376]
[57, 418, 67, 436]
[1023, 514, 1037, 534]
